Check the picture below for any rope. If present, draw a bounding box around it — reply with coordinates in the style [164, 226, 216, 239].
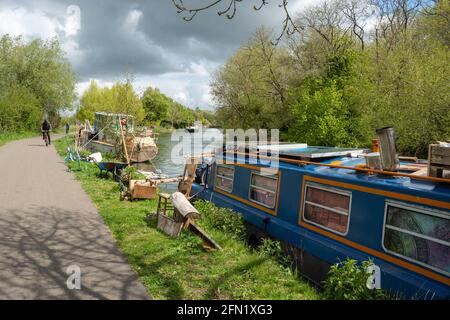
[79, 118, 116, 150]
[190, 185, 207, 199]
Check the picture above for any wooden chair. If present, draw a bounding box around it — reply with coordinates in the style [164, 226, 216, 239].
[178, 157, 200, 198]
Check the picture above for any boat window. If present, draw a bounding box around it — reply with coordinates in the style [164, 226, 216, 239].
[214, 165, 234, 192]
[249, 173, 278, 209]
[303, 184, 351, 235]
[383, 202, 450, 276]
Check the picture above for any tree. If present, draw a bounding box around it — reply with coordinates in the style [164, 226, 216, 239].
[0, 35, 76, 131]
[0, 85, 41, 131]
[211, 28, 294, 130]
[289, 80, 362, 147]
[111, 76, 145, 123]
[77, 77, 145, 124]
[417, 0, 450, 47]
[166, 103, 182, 128]
[141, 87, 171, 124]
[77, 80, 104, 122]
[209, 0, 449, 157]
[172, 0, 301, 43]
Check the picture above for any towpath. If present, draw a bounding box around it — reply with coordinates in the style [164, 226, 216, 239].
[0, 136, 150, 299]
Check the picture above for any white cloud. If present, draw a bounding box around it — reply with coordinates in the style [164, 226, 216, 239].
[0, 4, 85, 68]
[65, 5, 81, 36]
[0, 7, 58, 40]
[174, 92, 189, 103]
[61, 39, 85, 67]
[124, 9, 143, 32]
[0, 1, 322, 112]
[189, 62, 209, 77]
[290, 0, 324, 14]
[201, 91, 213, 105]
[75, 78, 114, 97]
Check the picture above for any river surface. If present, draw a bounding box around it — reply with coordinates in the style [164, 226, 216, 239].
[132, 131, 218, 193]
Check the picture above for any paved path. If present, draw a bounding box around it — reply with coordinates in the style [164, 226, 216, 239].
[0, 136, 150, 300]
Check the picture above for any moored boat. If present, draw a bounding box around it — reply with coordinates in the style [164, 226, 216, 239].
[186, 124, 200, 133]
[80, 112, 158, 163]
[188, 130, 450, 299]
[125, 129, 158, 163]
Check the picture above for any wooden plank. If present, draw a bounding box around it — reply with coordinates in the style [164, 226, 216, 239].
[398, 156, 418, 163]
[411, 167, 428, 176]
[149, 177, 181, 185]
[430, 154, 450, 166]
[430, 145, 450, 156]
[429, 144, 450, 166]
[398, 165, 424, 172]
[157, 214, 184, 238]
[119, 119, 130, 165]
[188, 222, 222, 250]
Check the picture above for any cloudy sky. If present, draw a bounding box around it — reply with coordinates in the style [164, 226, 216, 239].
[0, 0, 319, 110]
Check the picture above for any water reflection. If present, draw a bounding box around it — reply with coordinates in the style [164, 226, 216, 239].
[132, 131, 217, 193]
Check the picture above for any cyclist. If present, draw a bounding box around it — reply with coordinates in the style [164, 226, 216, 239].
[41, 119, 52, 146]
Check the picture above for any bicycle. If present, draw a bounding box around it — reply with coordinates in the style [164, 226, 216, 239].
[42, 130, 51, 146]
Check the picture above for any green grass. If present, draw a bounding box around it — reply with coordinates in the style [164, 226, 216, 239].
[0, 131, 39, 147]
[54, 136, 319, 300]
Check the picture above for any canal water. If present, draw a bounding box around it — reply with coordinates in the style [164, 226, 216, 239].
[132, 131, 218, 193]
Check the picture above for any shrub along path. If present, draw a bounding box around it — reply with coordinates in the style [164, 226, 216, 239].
[0, 136, 149, 299]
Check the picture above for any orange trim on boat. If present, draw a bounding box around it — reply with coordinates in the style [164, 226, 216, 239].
[303, 176, 450, 210]
[298, 176, 450, 286]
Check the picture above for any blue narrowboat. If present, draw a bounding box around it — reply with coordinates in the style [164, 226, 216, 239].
[190, 138, 450, 299]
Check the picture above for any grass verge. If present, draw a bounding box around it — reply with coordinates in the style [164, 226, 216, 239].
[0, 131, 39, 147]
[54, 136, 319, 300]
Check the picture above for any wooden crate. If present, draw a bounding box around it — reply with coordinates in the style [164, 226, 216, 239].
[429, 144, 450, 165]
[130, 180, 157, 200]
[428, 144, 450, 178]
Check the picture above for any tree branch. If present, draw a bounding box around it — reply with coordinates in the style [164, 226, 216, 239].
[172, 0, 303, 44]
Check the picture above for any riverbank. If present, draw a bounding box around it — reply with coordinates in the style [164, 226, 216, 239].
[153, 126, 176, 135]
[54, 136, 319, 300]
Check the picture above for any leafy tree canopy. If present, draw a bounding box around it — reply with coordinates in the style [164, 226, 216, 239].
[0, 35, 76, 131]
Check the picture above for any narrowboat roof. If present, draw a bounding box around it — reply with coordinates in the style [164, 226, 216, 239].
[219, 153, 450, 203]
[253, 144, 367, 159]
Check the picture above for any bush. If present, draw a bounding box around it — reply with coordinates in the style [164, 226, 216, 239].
[123, 166, 147, 180]
[0, 85, 42, 132]
[194, 200, 246, 241]
[288, 80, 364, 148]
[257, 238, 291, 268]
[323, 258, 389, 300]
